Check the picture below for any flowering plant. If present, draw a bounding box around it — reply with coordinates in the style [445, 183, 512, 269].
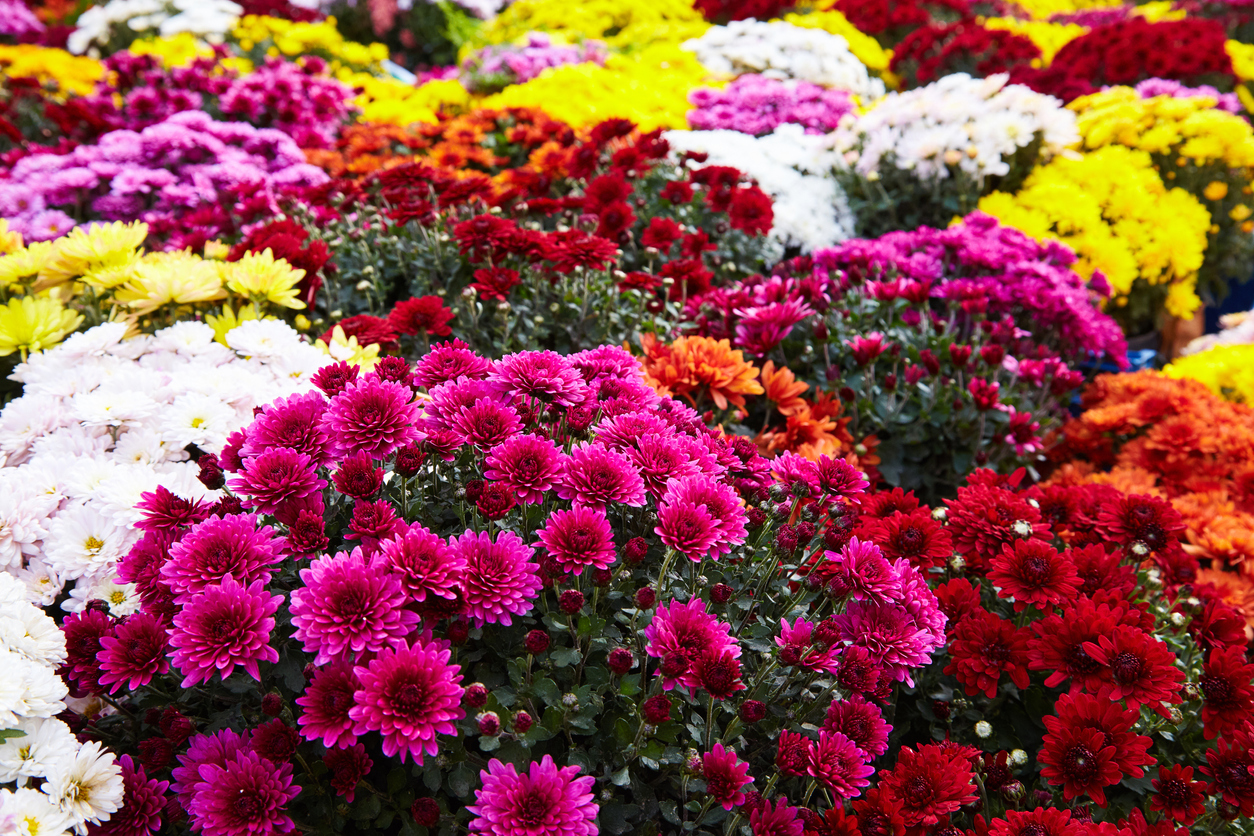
[458, 32, 607, 95]
[67, 0, 245, 56]
[889, 21, 1041, 88]
[829, 0, 972, 48]
[687, 74, 857, 137]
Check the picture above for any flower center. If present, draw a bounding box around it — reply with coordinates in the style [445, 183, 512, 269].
[1063, 744, 1097, 782]
[516, 791, 551, 826]
[904, 776, 934, 806]
[981, 641, 1010, 664]
[233, 792, 263, 821]
[1064, 643, 1100, 675]
[1111, 651, 1143, 684]
[394, 682, 426, 716]
[1200, 674, 1233, 706]
[84, 536, 104, 555]
[896, 527, 924, 553]
[1020, 824, 1047, 836]
[1159, 778, 1191, 807]
[1021, 556, 1051, 586]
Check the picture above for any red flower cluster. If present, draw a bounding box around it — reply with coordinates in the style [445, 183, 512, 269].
[891, 22, 1041, 88]
[832, 0, 971, 45]
[693, 0, 798, 22]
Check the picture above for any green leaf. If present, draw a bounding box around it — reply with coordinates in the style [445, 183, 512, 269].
[479, 735, 501, 752]
[0, 728, 26, 742]
[388, 768, 407, 794]
[448, 764, 473, 798]
[532, 678, 559, 706]
[423, 763, 442, 792]
[550, 647, 581, 668]
[660, 800, 680, 825]
[610, 766, 631, 787]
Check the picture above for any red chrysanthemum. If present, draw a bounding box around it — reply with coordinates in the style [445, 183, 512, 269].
[860, 509, 952, 570]
[1199, 644, 1254, 740]
[389, 295, 454, 337]
[1042, 692, 1155, 782]
[728, 186, 774, 235]
[1037, 726, 1122, 805]
[877, 743, 977, 827]
[1151, 764, 1206, 825]
[988, 539, 1081, 613]
[702, 743, 754, 810]
[1083, 626, 1184, 718]
[96, 612, 170, 694]
[943, 609, 1031, 699]
[1095, 493, 1185, 555]
[1068, 543, 1137, 599]
[1026, 599, 1125, 691]
[858, 488, 921, 519]
[944, 484, 1050, 574]
[933, 578, 982, 626]
[1201, 723, 1254, 817]
[987, 807, 1081, 836]
[323, 315, 398, 353]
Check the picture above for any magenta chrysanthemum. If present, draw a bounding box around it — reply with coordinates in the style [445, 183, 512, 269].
[816, 455, 870, 499]
[188, 749, 300, 836]
[453, 529, 542, 626]
[645, 598, 741, 692]
[776, 617, 841, 674]
[537, 506, 616, 576]
[172, 729, 250, 809]
[488, 350, 590, 407]
[242, 391, 332, 466]
[412, 339, 492, 387]
[423, 378, 500, 428]
[95, 755, 168, 836]
[467, 754, 598, 836]
[322, 376, 421, 459]
[771, 452, 821, 497]
[161, 514, 283, 604]
[556, 442, 646, 509]
[750, 797, 804, 836]
[290, 549, 419, 665]
[228, 448, 326, 517]
[659, 474, 748, 556]
[832, 600, 939, 686]
[823, 694, 892, 758]
[483, 434, 564, 504]
[629, 433, 704, 497]
[703, 743, 753, 810]
[348, 637, 465, 764]
[824, 537, 901, 604]
[375, 524, 465, 603]
[654, 499, 719, 560]
[808, 731, 874, 798]
[96, 612, 170, 693]
[593, 412, 671, 450]
[295, 661, 360, 748]
[169, 574, 280, 688]
[449, 400, 523, 448]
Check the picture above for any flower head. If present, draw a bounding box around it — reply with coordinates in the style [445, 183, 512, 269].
[658, 473, 748, 557]
[93, 754, 168, 836]
[538, 506, 616, 576]
[1151, 764, 1206, 825]
[809, 731, 874, 799]
[375, 524, 465, 603]
[295, 662, 360, 749]
[188, 749, 300, 836]
[944, 609, 1032, 699]
[323, 376, 421, 459]
[453, 529, 541, 626]
[989, 540, 1080, 613]
[557, 442, 646, 509]
[878, 743, 977, 827]
[1082, 625, 1183, 718]
[489, 351, 590, 407]
[161, 514, 283, 604]
[228, 448, 326, 517]
[823, 694, 892, 758]
[0, 296, 83, 357]
[467, 754, 598, 836]
[702, 743, 753, 810]
[96, 612, 170, 694]
[483, 434, 564, 504]
[242, 391, 332, 466]
[169, 575, 281, 688]
[645, 598, 740, 692]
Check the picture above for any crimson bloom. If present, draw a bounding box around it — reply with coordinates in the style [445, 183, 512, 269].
[1042, 692, 1155, 782]
[1027, 599, 1123, 691]
[1200, 644, 1254, 740]
[1201, 723, 1254, 817]
[1037, 726, 1122, 805]
[860, 509, 952, 570]
[703, 743, 753, 810]
[943, 609, 1032, 699]
[296, 662, 360, 748]
[877, 743, 977, 827]
[1151, 764, 1207, 825]
[808, 731, 874, 799]
[483, 433, 565, 504]
[988, 539, 1080, 613]
[96, 612, 170, 694]
[1082, 625, 1183, 718]
[389, 295, 454, 336]
[188, 750, 300, 836]
[988, 808, 1081, 836]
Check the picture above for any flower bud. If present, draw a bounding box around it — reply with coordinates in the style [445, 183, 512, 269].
[513, 711, 533, 733]
[412, 798, 440, 827]
[561, 693, 579, 709]
[261, 693, 283, 717]
[710, 583, 733, 604]
[607, 648, 634, 675]
[477, 712, 501, 736]
[559, 589, 585, 614]
[1009, 749, 1028, 767]
[623, 537, 649, 564]
[1000, 781, 1025, 802]
[974, 721, 992, 738]
[592, 568, 613, 587]
[932, 700, 951, 721]
[635, 587, 657, 609]
[642, 694, 672, 724]
[739, 700, 766, 724]
[447, 620, 470, 645]
[465, 683, 489, 708]
[524, 630, 550, 654]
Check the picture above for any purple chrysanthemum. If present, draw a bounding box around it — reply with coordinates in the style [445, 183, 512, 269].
[242, 391, 332, 466]
[227, 448, 326, 517]
[537, 506, 616, 576]
[658, 474, 747, 556]
[823, 694, 892, 758]
[93, 755, 168, 836]
[655, 499, 719, 560]
[808, 731, 874, 798]
[295, 662, 360, 748]
[188, 749, 300, 836]
[349, 637, 465, 764]
[750, 797, 804, 836]
[290, 549, 419, 665]
[161, 514, 283, 604]
[482, 434, 564, 504]
[453, 530, 542, 626]
[172, 729, 251, 810]
[97, 612, 170, 693]
[488, 350, 590, 407]
[449, 400, 523, 448]
[412, 339, 491, 387]
[322, 376, 421, 459]
[467, 754, 598, 836]
[645, 599, 741, 692]
[375, 524, 465, 603]
[703, 743, 753, 810]
[169, 575, 280, 687]
[556, 442, 646, 509]
[776, 617, 841, 674]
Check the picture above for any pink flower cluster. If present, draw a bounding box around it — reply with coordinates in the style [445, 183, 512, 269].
[219, 57, 356, 149]
[461, 32, 608, 87]
[0, 0, 43, 37]
[1134, 77, 1243, 113]
[688, 74, 857, 136]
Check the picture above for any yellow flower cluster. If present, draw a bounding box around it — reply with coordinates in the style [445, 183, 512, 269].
[127, 32, 214, 68]
[346, 76, 472, 126]
[475, 0, 710, 51]
[0, 45, 103, 97]
[232, 15, 389, 72]
[1165, 345, 1254, 404]
[979, 18, 1088, 64]
[783, 9, 892, 73]
[979, 145, 1211, 318]
[480, 43, 709, 131]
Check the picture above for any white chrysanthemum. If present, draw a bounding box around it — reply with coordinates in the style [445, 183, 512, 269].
[42, 504, 127, 579]
[159, 391, 238, 450]
[0, 602, 67, 667]
[43, 741, 123, 828]
[0, 787, 73, 836]
[92, 466, 163, 529]
[111, 426, 175, 467]
[28, 429, 111, 463]
[63, 458, 119, 503]
[0, 651, 68, 724]
[64, 572, 140, 618]
[71, 389, 160, 428]
[0, 572, 27, 606]
[0, 396, 68, 464]
[181, 364, 264, 411]
[0, 717, 77, 784]
[266, 347, 331, 388]
[150, 320, 218, 356]
[0, 483, 48, 572]
[49, 323, 129, 362]
[13, 559, 64, 607]
[226, 319, 305, 360]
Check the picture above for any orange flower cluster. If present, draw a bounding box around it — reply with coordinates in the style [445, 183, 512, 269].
[639, 333, 764, 414]
[1048, 370, 1254, 628]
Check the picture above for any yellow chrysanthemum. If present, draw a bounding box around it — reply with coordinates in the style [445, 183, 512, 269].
[0, 220, 22, 256]
[221, 249, 306, 310]
[1165, 345, 1254, 403]
[340, 73, 471, 126]
[476, 0, 708, 50]
[1229, 40, 1254, 82]
[0, 296, 83, 357]
[127, 33, 213, 68]
[232, 15, 388, 72]
[205, 302, 268, 346]
[0, 45, 104, 97]
[317, 324, 380, 371]
[0, 241, 54, 288]
[35, 221, 148, 291]
[113, 251, 228, 316]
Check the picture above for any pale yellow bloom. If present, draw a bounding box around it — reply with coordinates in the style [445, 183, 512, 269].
[36, 222, 148, 291]
[317, 324, 379, 371]
[221, 249, 306, 310]
[0, 241, 54, 288]
[0, 296, 83, 357]
[113, 251, 228, 316]
[0, 220, 22, 256]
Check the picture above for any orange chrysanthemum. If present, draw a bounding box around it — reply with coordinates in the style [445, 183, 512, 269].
[759, 361, 809, 416]
[639, 333, 763, 414]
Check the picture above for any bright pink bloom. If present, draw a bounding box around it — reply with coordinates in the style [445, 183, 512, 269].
[453, 529, 542, 626]
[295, 662, 360, 748]
[228, 448, 326, 517]
[538, 506, 616, 576]
[375, 524, 465, 603]
[188, 749, 300, 836]
[412, 339, 491, 387]
[449, 400, 523, 448]
[488, 350, 590, 407]
[483, 433, 564, 503]
[658, 474, 747, 556]
[322, 376, 421, 458]
[703, 743, 753, 810]
[169, 575, 280, 688]
[161, 514, 283, 604]
[808, 731, 874, 798]
[823, 694, 892, 758]
[655, 499, 720, 560]
[644, 598, 741, 692]
[848, 332, 888, 366]
[242, 391, 332, 466]
[824, 537, 901, 604]
[557, 442, 646, 509]
[750, 797, 804, 836]
[468, 754, 598, 836]
[96, 612, 170, 694]
[776, 617, 841, 674]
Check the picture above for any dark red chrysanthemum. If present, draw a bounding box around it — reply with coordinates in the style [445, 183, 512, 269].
[728, 186, 773, 236]
[1027, 599, 1126, 692]
[96, 612, 170, 694]
[1067, 544, 1136, 599]
[1151, 764, 1206, 825]
[1042, 692, 1155, 782]
[877, 743, 977, 827]
[324, 743, 373, 803]
[1200, 645, 1254, 740]
[1083, 625, 1184, 718]
[1037, 726, 1122, 805]
[945, 484, 1050, 574]
[989, 540, 1080, 613]
[323, 315, 398, 353]
[93, 755, 168, 836]
[943, 609, 1031, 699]
[858, 489, 921, 520]
[389, 296, 454, 337]
[987, 807, 1080, 836]
[852, 787, 906, 836]
[860, 510, 953, 570]
[1201, 723, 1254, 817]
[933, 579, 982, 626]
[1095, 494, 1184, 554]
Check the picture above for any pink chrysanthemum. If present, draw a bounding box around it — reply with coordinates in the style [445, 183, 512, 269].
[808, 731, 874, 798]
[375, 524, 465, 603]
[348, 637, 465, 764]
[483, 433, 565, 504]
[823, 694, 892, 758]
[703, 743, 753, 810]
[467, 754, 598, 836]
[290, 549, 419, 665]
[449, 400, 523, 448]
[593, 412, 671, 450]
[557, 442, 646, 509]
[172, 729, 250, 810]
[816, 455, 870, 499]
[655, 499, 720, 560]
[295, 662, 360, 748]
[890, 558, 948, 653]
[776, 617, 841, 674]
[630, 433, 704, 497]
[423, 378, 501, 428]
[488, 350, 591, 407]
[97, 612, 170, 693]
[644, 598, 741, 692]
[412, 339, 492, 387]
[824, 537, 901, 604]
[242, 391, 332, 466]
[95, 755, 168, 836]
[750, 797, 804, 836]
[832, 600, 938, 686]
[322, 376, 421, 459]
[571, 345, 646, 383]
[228, 449, 326, 517]
[659, 474, 748, 556]
[453, 529, 542, 626]
[161, 514, 283, 604]
[771, 452, 821, 498]
[169, 574, 281, 687]
[537, 506, 616, 576]
[188, 749, 300, 836]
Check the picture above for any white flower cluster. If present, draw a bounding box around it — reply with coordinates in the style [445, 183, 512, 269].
[667, 125, 854, 253]
[0, 574, 124, 836]
[0, 319, 332, 615]
[682, 20, 886, 101]
[833, 73, 1079, 184]
[67, 0, 244, 55]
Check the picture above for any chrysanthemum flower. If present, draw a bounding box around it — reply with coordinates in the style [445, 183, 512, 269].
[659, 474, 748, 556]
[42, 740, 124, 829]
[241, 391, 332, 466]
[943, 609, 1031, 699]
[1096, 493, 1184, 554]
[832, 600, 939, 686]
[0, 295, 83, 358]
[375, 524, 465, 603]
[1201, 723, 1254, 817]
[221, 248, 307, 310]
[483, 434, 564, 504]
[188, 749, 301, 836]
[1151, 764, 1206, 825]
[557, 442, 646, 509]
[467, 754, 598, 836]
[644, 598, 741, 692]
[295, 662, 360, 749]
[488, 350, 590, 407]
[852, 787, 907, 836]
[777, 730, 813, 777]
[989, 540, 1081, 613]
[1042, 692, 1154, 782]
[169, 575, 281, 687]
[323, 376, 421, 459]
[693, 648, 745, 699]
[815, 455, 870, 499]
[1037, 726, 1122, 805]
[290, 549, 419, 665]
[324, 744, 373, 803]
[171, 729, 250, 810]
[412, 340, 491, 387]
[593, 412, 671, 450]
[749, 797, 804, 836]
[228, 448, 326, 517]
[349, 637, 465, 764]
[878, 743, 977, 827]
[776, 618, 840, 674]
[93, 755, 167, 836]
[538, 506, 616, 576]
[987, 807, 1080, 836]
[1200, 645, 1254, 740]
[96, 612, 169, 694]
[161, 514, 283, 604]
[1082, 625, 1183, 718]
[823, 695, 892, 758]
[702, 743, 753, 810]
[1068, 543, 1136, 599]
[1027, 599, 1123, 691]
[824, 537, 901, 604]
[860, 509, 952, 570]
[808, 731, 874, 799]
[944, 484, 1050, 573]
[449, 400, 523, 449]
[453, 530, 542, 626]
[655, 499, 720, 560]
[629, 432, 706, 497]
